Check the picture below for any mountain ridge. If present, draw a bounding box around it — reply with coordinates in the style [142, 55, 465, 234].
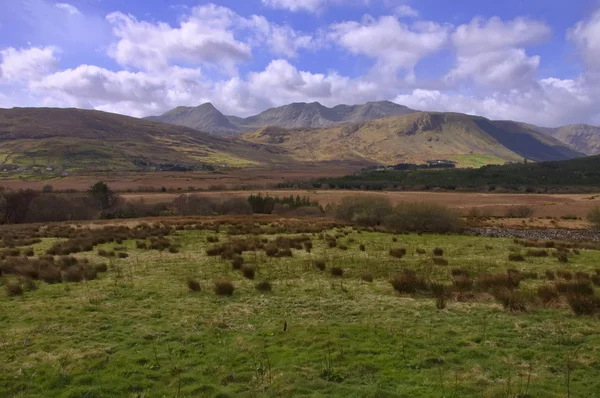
[146, 100, 417, 135]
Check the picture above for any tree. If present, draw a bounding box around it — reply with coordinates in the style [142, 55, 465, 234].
[0, 189, 38, 224]
[88, 182, 118, 211]
[588, 207, 600, 229]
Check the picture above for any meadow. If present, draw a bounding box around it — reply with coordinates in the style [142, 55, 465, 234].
[1, 217, 600, 397]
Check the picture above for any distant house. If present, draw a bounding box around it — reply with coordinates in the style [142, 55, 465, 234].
[60, 171, 69, 177]
[426, 160, 457, 169]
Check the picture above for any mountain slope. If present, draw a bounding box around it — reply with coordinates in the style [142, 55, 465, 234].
[145, 103, 240, 136]
[0, 108, 288, 171]
[242, 112, 584, 167]
[148, 101, 417, 134]
[532, 124, 600, 155]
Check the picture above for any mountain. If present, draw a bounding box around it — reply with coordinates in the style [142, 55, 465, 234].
[0, 108, 288, 171]
[149, 101, 416, 135]
[243, 112, 584, 167]
[528, 124, 600, 156]
[145, 103, 240, 136]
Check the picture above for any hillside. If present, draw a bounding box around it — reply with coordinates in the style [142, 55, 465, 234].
[0, 108, 289, 172]
[533, 124, 600, 155]
[312, 154, 600, 192]
[242, 112, 584, 167]
[148, 101, 416, 135]
[146, 103, 240, 136]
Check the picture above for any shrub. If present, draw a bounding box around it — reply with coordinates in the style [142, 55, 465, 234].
[242, 266, 256, 280]
[389, 248, 407, 258]
[432, 257, 448, 266]
[5, 282, 23, 297]
[505, 205, 535, 218]
[359, 244, 366, 251]
[390, 271, 427, 294]
[383, 203, 463, 234]
[187, 278, 201, 292]
[232, 256, 244, 270]
[330, 267, 344, 277]
[215, 280, 235, 296]
[566, 294, 600, 316]
[453, 275, 473, 291]
[314, 259, 326, 271]
[432, 248, 444, 256]
[508, 253, 525, 262]
[537, 284, 559, 305]
[335, 196, 393, 226]
[477, 273, 520, 290]
[556, 280, 594, 296]
[40, 265, 62, 284]
[361, 274, 373, 282]
[587, 206, 600, 229]
[256, 280, 272, 292]
[527, 249, 548, 257]
[493, 289, 528, 312]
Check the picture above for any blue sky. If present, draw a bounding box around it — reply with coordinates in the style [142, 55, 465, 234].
[1, 0, 600, 126]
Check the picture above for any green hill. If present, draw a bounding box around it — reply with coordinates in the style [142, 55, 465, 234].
[243, 112, 584, 167]
[0, 108, 288, 172]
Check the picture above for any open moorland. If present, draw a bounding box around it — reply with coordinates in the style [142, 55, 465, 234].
[117, 190, 600, 220]
[2, 216, 600, 397]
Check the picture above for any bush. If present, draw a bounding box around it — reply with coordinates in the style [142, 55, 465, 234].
[5, 282, 23, 297]
[537, 284, 559, 305]
[241, 265, 256, 280]
[215, 280, 235, 296]
[335, 196, 393, 226]
[587, 207, 600, 229]
[390, 271, 427, 294]
[331, 267, 344, 277]
[566, 294, 600, 316]
[432, 257, 448, 266]
[251, 280, 271, 293]
[508, 253, 525, 262]
[383, 203, 463, 234]
[389, 248, 407, 258]
[359, 244, 366, 251]
[453, 275, 473, 291]
[187, 278, 201, 292]
[505, 205, 535, 218]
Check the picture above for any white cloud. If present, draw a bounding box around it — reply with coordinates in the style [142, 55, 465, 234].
[106, 4, 252, 72]
[246, 16, 315, 57]
[55, 3, 80, 15]
[0, 46, 59, 82]
[330, 16, 450, 74]
[568, 9, 600, 71]
[452, 17, 550, 55]
[395, 5, 419, 18]
[262, 0, 327, 12]
[447, 17, 550, 90]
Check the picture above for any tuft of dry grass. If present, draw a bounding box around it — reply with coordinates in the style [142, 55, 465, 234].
[390, 270, 427, 294]
[242, 265, 256, 280]
[256, 280, 272, 292]
[187, 278, 201, 292]
[432, 248, 444, 257]
[314, 259, 326, 271]
[432, 257, 448, 266]
[214, 279, 235, 296]
[389, 248, 407, 258]
[330, 267, 344, 277]
[5, 282, 23, 297]
[361, 274, 373, 282]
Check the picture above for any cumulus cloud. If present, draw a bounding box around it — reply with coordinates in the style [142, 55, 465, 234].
[395, 5, 419, 18]
[106, 4, 252, 72]
[0, 47, 59, 82]
[568, 9, 600, 72]
[55, 3, 80, 15]
[330, 16, 450, 75]
[262, 0, 327, 12]
[246, 16, 315, 57]
[447, 17, 550, 89]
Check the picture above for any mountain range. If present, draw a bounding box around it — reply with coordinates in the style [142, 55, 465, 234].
[148, 101, 600, 157]
[146, 101, 416, 135]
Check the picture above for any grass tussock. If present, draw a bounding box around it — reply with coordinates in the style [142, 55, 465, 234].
[330, 267, 344, 277]
[187, 278, 201, 292]
[241, 265, 256, 280]
[389, 248, 407, 258]
[390, 270, 427, 294]
[214, 279, 235, 296]
[256, 280, 272, 292]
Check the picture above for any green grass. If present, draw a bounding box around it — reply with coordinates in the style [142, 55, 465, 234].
[1, 229, 600, 397]
[448, 154, 510, 168]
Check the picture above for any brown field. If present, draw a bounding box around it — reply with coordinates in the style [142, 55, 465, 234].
[119, 189, 600, 220]
[0, 164, 358, 191]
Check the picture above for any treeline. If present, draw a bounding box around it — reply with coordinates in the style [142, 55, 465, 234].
[0, 184, 324, 225]
[278, 156, 600, 193]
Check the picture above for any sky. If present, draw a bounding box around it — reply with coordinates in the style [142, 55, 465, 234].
[1, 0, 600, 127]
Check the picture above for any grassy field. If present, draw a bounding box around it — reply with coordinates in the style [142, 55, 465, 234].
[1, 218, 600, 397]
